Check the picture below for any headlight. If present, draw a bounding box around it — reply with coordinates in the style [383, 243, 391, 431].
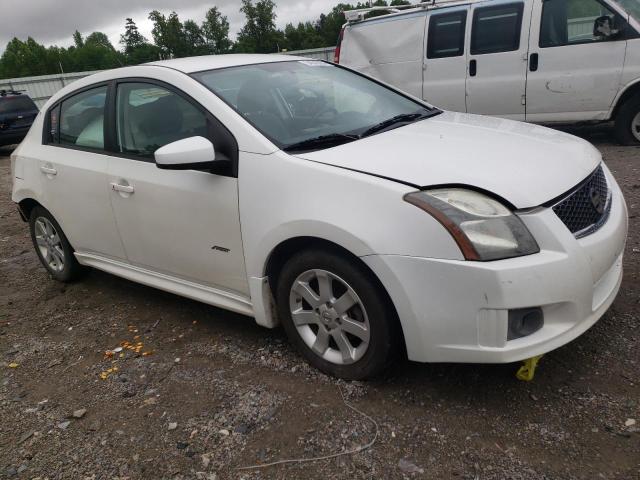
[404, 188, 539, 261]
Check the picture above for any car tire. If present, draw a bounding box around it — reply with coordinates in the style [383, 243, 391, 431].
[275, 248, 400, 380]
[29, 206, 85, 282]
[614, 93, 640, 145]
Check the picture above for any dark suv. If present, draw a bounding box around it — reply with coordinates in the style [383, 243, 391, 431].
[0, 90, 39, 147]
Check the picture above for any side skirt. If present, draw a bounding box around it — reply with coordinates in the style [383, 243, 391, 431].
[74, 252, 254, 317]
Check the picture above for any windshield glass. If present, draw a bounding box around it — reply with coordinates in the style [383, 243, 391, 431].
[0, 96, 37, 115]
[615, 0, 640, 21]
[192, 60, 435, 150]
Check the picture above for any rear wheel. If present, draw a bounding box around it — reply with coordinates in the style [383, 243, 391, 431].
[614, 94, 640, 145]
[276, 249, 399, 380]
[29, 206, 85, 282]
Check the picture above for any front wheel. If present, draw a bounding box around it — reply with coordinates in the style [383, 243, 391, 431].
[276, 249, 400, 380]
[29, 206, 85, 282]
[614, 94, 640, 145]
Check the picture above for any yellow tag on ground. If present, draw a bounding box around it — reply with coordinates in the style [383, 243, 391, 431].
[516, 355, 543, 381]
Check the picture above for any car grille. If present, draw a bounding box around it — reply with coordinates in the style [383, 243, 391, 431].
[552, 165, 611, 238]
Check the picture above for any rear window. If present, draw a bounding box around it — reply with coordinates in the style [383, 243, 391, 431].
[0, 96, 37, 114]
[427, 11, 467, 58]
[471, 3, 524, 55]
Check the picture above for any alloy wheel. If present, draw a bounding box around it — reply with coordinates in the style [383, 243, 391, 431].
[289, 269, 370, 365]
[34, 217, 65, 272]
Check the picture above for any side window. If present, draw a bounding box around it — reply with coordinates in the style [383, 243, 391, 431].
[427, 11, 467, 59]
[116, 83, 208, 158]
[540, 0, 623, 47]
[471, 3, 524, 55]
[57, 86, 107, 149]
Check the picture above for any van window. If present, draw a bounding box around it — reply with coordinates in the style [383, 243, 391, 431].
[471, 3, 524, 55]
[58, 86, 107, 150]
[427, 11, 467, 58]
[540, 0, 622, 47]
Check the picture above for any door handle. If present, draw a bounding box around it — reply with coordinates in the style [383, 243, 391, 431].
[529, 53, 539, 72]
[40, 165, 57, 176]
[110, 182, 134, 194]
[469, 59, 477, 77]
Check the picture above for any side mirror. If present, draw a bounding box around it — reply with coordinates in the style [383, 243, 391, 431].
[155, 136, 229, 172]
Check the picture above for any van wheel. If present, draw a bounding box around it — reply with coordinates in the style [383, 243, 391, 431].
[614, 94, 640, 145]
[29, 206, 85, 282]
[275, 249, 399, 380]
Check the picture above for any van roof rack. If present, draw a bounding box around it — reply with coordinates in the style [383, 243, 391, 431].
[0, 89, 26, 97]
[344, 0, 485, 23]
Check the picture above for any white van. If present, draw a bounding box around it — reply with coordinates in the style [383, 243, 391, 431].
[336, 0, 640, 144]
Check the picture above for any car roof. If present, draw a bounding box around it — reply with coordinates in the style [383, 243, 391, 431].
[146, 53, 307, 74]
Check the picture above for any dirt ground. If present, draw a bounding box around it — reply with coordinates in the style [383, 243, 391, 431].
[0, 126, 639, 480]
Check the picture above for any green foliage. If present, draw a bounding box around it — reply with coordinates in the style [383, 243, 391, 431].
[202, 7, 233, 54]
[236, 0, 285, 53]
[0, 1, 418, 79]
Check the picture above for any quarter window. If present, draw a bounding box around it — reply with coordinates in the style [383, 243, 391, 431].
[57, 86, 107, 149]
[540, 0, 622, 47]
[427, 11, 467, 59]
[471, 3, 524, 55]
[116, 83, 208, 158]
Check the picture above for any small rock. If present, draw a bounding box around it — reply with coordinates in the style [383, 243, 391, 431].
[72, 408, 87, 419]
[625, 418, 636, 427]
[16, 465, 27, 474]
[57, 421, 71, 430]
[201, 454, 211, 468]
[17, 431, 34, 444]
[398, 458, 424, 474]
[5, 466, 17, 477]
[234, 424, 249, 435]
[176, 441, 189, 450]
[530, 394, 539, 401]
[218, 429, 230, 436]
[168, 422, 178, 431]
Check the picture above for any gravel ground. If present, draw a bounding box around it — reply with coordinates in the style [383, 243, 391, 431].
[0, 126, 639, 479]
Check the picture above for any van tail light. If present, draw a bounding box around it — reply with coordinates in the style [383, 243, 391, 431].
[334, 27, 345, 63]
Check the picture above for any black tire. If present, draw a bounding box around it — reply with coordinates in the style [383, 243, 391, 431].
[275, 248, 400, 380]
[29, 206, 85, 282]
[614, 93, 640, 145]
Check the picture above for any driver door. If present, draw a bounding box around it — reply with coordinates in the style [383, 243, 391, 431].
[106, 80, 248, 296]
[525, 0, 627, 122]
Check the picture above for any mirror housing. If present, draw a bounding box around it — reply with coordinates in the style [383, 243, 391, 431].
[155, 136, 229, 172]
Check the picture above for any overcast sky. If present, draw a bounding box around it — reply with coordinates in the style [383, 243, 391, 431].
[0, 0, 340, 53]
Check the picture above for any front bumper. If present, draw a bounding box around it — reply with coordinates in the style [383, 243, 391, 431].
[363, 168, 628, 364]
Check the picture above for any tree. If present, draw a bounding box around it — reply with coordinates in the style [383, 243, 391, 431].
[317, 3, 355, 47]
[183, 20, 208, 55]
[120, 18, 147, 54]
[201, 7, 233, 54]
[283, 22, 324, 51]
[72, 31, 84, 49]
[236, 0, 284, 53]
[149, 10, 190, 59]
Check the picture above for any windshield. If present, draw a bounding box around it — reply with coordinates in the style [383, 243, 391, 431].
[192, 60, 436, 151]
[615, 0, 640, 21]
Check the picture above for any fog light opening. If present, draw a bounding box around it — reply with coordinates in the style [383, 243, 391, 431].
[508, 307, 544, 341]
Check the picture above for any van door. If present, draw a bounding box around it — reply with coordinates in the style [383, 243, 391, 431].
[422, 7, 469, 111]
[465, 1, 533, 120]
[525, 0, 627, 123]
[340, 13, 427, 98]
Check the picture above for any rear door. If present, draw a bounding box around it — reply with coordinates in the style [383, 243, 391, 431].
[525, 0, 627, 122]
[465, 1, 533, 119]
[422, 7, 469, 111]
[39, 85, 126, 260]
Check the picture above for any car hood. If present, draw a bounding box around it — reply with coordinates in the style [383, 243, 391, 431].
[292, 111, 602, 209]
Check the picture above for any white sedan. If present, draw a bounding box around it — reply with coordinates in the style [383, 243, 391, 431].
[11, 55, 628, 379]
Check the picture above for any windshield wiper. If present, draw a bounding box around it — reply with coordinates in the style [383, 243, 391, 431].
[360, 110, 436, 138]
[283, 133, 360, 152]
